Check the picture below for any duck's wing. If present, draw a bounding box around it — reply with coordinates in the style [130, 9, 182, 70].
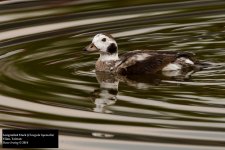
[119, 50, 195, 60]
[117, 50, 196, 75]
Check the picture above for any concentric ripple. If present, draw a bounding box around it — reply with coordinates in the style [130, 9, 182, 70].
[0, 0, 225, 149]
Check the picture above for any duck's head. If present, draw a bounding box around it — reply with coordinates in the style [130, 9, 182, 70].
[84, 33, 118, 54]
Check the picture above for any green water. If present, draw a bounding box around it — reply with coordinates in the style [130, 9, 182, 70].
[0, 0, 225, 149]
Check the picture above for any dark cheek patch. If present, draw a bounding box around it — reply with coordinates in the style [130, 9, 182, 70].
[107, 43, 117, 54]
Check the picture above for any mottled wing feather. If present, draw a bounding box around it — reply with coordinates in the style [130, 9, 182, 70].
[119, 50, 195, 60]
[117, 50, 196, 75]
[126, 54, 176, 74]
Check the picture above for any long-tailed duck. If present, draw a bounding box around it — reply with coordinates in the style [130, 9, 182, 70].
[83, 33, 199, 75]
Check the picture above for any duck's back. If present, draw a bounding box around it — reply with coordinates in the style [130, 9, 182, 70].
[115, 50, 197, 75]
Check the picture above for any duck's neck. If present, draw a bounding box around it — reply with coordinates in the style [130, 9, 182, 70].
[98, 52, 119, 62]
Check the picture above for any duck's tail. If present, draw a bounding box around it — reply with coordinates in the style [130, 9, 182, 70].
[193, 60, 213, 71]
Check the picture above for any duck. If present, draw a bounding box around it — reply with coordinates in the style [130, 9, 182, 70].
[83, 33, 200, 75]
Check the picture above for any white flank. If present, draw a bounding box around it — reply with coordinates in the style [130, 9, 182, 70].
[185, 58, 194, 65]
[162, 70, 181, 77]
[162, 63, 182, 71]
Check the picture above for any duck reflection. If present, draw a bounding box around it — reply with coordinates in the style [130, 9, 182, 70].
[91, 72, 118, 113]
[90, 70, 195, 138]
[91, 69, 195, 113]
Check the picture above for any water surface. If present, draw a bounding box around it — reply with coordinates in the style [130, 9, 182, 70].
[0, 0, 225, 149]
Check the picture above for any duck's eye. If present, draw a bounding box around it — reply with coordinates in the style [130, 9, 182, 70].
[102, 38, 106, 42]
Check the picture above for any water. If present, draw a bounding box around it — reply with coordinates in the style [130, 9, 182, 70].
[0, 0, 225, 149]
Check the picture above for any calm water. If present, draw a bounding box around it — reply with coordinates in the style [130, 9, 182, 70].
[0, 0, 225, 149]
